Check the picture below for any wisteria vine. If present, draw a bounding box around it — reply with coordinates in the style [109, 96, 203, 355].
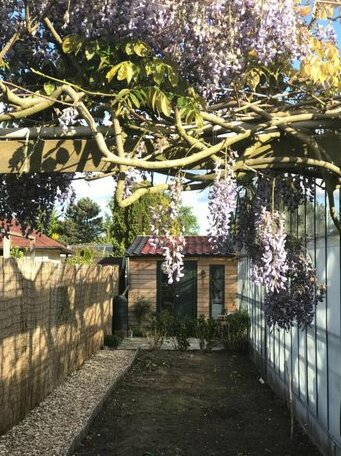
[232, 174, 325, 330]
[1, 0, 311, 97]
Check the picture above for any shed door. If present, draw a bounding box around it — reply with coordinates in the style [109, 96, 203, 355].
[157, 261, 197, 319]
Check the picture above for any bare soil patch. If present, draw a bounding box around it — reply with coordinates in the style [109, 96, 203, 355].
[73, 350, 321, 456]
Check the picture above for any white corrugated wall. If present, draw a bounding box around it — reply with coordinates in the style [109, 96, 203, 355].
[237, 187, 341, 456]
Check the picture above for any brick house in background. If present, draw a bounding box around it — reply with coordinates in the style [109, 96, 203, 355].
[0, 223, 72, 263]
[126, 235, 237, 328]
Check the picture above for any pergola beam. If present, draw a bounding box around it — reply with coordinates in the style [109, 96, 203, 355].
[0, 130, 339, 176]
[0, 138, 116, 173]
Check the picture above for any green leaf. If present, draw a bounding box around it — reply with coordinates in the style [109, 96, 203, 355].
[106, 64, 121, 82]
[153, 63, 165, 85]
[117, 62, 134, 84]
[176, 96, 188, 108]
[43, 82, 56, 96]
[129, 92, 141, 108]
[62, 35, 84, 54]
[125, 41, 151, 57]
[132, 89, 148, 104]
[194, 112, 204, 128]
[125, 42, 135, 55]
[84, 42, 98, 61]
[98, 56, 109, 71]
[133, 41, 151, 57]
[107, 61, 135, 84]
[150, 88, 160, 111]
[114, 89, 130, 102]
[145, 61, 154, 77]
[158, 93, 172, 117]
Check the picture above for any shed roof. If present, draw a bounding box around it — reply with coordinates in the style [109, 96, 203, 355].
[126, 236, 235, 257]
[0, 223, 72, 254]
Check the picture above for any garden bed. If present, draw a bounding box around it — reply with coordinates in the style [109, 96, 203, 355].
[72, 350, 321, 456]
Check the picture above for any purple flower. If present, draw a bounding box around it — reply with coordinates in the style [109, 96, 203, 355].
[251, 208, 288, 293]
[207, 158, 237, 252]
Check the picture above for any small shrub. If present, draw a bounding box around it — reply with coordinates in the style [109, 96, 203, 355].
[134, 297, 152, 335]
[67, 247, 95, 265]
[220, 309, 250, 352]
[196, 315, 218, 351]
[104, 333, 122, 349]
[131, 326, 144, 337]
[172, 316, 194, 351]
[146, 310, 172, 350]
[196, 315, 207, 350]
[205, 317, 218, 351]
[10, 246, 26, 258]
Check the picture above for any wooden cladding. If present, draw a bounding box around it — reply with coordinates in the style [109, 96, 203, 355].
[127, 256, 237, 326]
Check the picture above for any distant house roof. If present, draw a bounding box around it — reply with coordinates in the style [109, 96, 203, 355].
[126, 236, 235, 257]
[0, 224, 72, 255]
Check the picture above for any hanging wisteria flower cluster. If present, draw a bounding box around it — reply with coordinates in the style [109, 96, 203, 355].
[121, 167, 145, 199]
[58, 107, 79, 133]
[252, 208, 288, 293]
[149, 175, 185, 284]
[207, 156, 237, 252]
[275, 174, 315, 211]
[234, 173, 315, 254]
[263, 236, 325, 330]
[112, 142, 149, 199]
[232, 174, 325, 329]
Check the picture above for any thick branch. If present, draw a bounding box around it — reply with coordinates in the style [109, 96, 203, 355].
[235, 156, 341, 178]
[116, 183, 169, 208]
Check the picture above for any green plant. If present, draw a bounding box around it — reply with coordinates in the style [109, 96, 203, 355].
[146, 310, 172, 350]
[205, 317, 218, 351]
[196, 315, 207, 350]
[173, 316, 194, 351]
[196, 315, 218, 351]
[131, 326, 144, 337]
[134, 297, 152, 331]
[220, 309, 250, 352]
[66, 246, 96, 265]
[104, 333, 122, 349]
[10, 246, 26, 258]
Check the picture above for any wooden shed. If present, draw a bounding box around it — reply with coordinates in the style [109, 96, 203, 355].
[126, 236, 237, 328]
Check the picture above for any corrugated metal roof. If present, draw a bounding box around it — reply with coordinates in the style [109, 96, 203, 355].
[126, 236, 235, 257]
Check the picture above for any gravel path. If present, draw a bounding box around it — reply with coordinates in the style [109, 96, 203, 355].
[0, 349, 137, 456]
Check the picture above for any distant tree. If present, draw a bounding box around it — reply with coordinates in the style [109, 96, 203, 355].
[179, 206, 200, 235]
[108, 193, 199, 255]
[108, 192, 165, 255]
[59, 197, 103, 245]
[101, 213, 114, 244]
[44, 209, 63, 240]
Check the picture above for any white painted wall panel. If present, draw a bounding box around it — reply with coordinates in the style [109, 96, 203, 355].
[237, 230, 341, 455]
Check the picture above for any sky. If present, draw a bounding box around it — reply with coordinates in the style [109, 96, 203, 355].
[72, 175, 210, 234]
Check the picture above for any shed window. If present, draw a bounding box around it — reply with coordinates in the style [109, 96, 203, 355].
[210, 265, 225, 318]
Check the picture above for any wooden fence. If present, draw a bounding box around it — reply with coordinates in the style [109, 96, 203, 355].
[0, 259, 117, 434]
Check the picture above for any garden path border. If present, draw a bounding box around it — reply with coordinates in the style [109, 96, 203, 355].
[0, 349, 138, 456]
